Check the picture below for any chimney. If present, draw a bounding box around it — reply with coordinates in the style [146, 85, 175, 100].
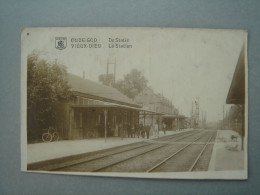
[83, 71, 85, 79]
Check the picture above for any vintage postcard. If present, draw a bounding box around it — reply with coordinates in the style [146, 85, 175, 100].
[21, 27, 248, 179]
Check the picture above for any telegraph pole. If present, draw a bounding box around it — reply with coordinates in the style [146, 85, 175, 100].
[191, 101, 194, 128]
[223, 104, 225, 130]
[218, 113, 220, 130]
[106, 58, 116, 85]
[204, 111, 207, 128]
[114, 58, 116, 84]
[192, 101, 193, 115]
[104, 109, 108, 142]
[196, 97, 199, 128]
[106, 59, 109, 76]
[191, 97, 200, 129]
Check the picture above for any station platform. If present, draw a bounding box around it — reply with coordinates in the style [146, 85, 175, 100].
[27, 129, 192, 164]
[208, 130, 246, 171]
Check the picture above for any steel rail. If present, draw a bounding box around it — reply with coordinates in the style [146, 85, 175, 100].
[52, 130, 200, 171]
[146, 132, 211, 173]
[188, 133, 214, 172]
[92, 131, 205, 172]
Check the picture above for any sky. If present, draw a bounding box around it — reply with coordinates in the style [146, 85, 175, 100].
[22, 27, 247, 122]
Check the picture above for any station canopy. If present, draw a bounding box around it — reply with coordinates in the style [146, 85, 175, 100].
[72, 102, 164, 115]
[226, 44, 246, 105]
[162, 114, 186, 119]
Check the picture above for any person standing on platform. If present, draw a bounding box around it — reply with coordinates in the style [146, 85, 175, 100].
[140, 123, 145, 138]
[127, 123, 132, 138]
[154, 122, 159, 138]
[145, 125, 150, 139]
[134, 123, 139, 138]
[163, 122, 166, 135]
[150, 123, 154, 137]
[131, 125, 135, 138]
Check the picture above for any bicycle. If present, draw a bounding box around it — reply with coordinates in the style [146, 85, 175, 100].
[42, 127, 59, 142]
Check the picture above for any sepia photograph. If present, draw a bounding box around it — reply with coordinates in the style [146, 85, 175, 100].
[21, 27, 247, 179]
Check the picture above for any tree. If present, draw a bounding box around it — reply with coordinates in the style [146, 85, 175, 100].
[27, 51, 72, 141]
[113, 69, 148, 99]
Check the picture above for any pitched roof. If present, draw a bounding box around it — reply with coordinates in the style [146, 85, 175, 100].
[67, 74, 141, 108]
[226, 44, 246, 104]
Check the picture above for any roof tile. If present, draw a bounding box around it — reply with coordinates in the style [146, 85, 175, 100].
[68, 74, 140, 108]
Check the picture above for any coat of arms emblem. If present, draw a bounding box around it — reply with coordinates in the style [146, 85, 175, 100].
[55, 37, 67, 50]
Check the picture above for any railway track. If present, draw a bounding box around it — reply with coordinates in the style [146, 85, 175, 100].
[188, 133, 216, 172]
[147, 131, 217, 172]
[28, 130, 198, 171]
[189, 132, 217, 172]
[56, 130, 208, 172]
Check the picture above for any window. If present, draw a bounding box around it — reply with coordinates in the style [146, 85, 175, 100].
[79, 97, 83, 105]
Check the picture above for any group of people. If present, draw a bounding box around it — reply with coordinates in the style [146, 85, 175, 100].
[127, 122, 159, 139]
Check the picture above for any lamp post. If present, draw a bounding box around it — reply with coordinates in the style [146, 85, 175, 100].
[104, 109, 108, 142]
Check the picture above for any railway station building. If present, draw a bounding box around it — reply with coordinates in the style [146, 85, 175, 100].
[58, 74, 162, 140]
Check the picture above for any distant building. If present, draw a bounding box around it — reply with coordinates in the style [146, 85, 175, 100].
[134, 87, 177, 114]
[134, 87, 185, 130]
